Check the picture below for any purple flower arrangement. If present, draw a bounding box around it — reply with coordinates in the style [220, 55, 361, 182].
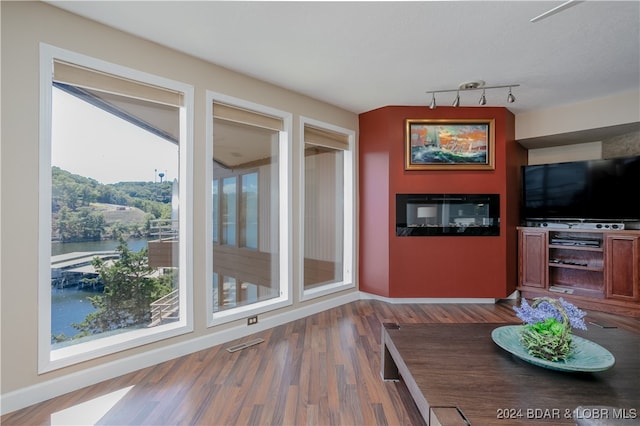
[513, 297, 587, 361]
[514, 297, 587, 330]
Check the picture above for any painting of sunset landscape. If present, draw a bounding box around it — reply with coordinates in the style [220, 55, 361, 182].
[406, 120, 494, 170]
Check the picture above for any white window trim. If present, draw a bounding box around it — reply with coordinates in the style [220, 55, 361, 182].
[38, 43, 194, 373]
[299, 116, 356, 301]
[205, 91, 293, 327]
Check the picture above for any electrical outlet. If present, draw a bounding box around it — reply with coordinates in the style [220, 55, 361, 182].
[247, 316, 258, 326]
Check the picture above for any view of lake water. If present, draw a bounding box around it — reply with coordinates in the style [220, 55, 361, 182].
[51, 238, 149, 339]
[52, 238, 148, 256]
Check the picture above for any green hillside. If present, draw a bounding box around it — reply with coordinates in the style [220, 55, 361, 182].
[52, 167, 173, 242]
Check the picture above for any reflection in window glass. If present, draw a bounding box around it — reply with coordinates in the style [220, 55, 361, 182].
[304, 145, 344, 289]
[222, 177, 236, 245]
[212, 180, 219, 243]
[242, 282, 258, 306]
[212, 272, 219, 311]
[211, 109, 282, 313]
[241, 173, 258, 249]
[223, 276, 237, 309]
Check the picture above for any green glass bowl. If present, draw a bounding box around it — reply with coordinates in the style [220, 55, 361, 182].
[491, 325, 615, 372]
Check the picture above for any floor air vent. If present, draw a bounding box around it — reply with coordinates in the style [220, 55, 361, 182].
[225, 338, 265, 353]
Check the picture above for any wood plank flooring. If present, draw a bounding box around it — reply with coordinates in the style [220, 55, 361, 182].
[3, 299, 639, 425]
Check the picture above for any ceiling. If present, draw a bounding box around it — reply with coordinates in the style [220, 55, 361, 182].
[48, 1, 639, 119]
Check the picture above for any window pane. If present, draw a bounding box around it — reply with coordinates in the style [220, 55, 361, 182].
[304, 144, 344, 289]
[212, 116, 281, 313]
[50, 79, 180, 348]
[241, 173, 258, 250]
[222, 276, 237, 309]
[212, 180, 219, 243]
[222, 177, 237, 245]
[212, 272, 219, 311]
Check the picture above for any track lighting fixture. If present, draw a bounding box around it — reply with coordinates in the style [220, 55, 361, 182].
[426, 81, 520, 109]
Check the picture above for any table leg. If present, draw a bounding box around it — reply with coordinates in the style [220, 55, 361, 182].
[381, 323, 400, 381]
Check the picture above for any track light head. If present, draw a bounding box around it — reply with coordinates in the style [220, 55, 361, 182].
[507, 87, 516, 103]
[429, 92, 437, 109]
[479, 89, 487, 106]
[452, 91, 460, 107]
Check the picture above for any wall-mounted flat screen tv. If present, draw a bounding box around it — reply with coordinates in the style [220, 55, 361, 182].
[521, 155, 640, 222]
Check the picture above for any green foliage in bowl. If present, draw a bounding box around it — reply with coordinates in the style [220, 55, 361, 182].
[514, 297, 587, 362]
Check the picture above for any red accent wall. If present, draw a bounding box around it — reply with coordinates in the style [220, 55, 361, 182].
[359, 106, 526, 298]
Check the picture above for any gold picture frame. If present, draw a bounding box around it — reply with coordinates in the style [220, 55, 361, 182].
[405, 118, 495, 170]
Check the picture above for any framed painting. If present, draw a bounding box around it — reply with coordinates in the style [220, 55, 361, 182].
[405, 118, 495, 170]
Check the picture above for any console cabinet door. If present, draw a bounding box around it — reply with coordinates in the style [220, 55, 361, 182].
[605, 234, 640, 301]
[519, 228, 548, 288]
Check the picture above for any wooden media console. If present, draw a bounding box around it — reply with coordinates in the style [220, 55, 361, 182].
[518, 227, 640, 317]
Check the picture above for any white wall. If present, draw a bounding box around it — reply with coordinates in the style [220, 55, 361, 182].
[516, 90, 640, 141]
[526, 130, 640, 165]
[527, 141, 602, 165]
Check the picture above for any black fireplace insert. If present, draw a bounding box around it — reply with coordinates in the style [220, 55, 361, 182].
[396, 193, 500, 236]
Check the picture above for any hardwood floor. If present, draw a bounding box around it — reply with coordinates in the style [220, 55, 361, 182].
[3, 299, 639, 425]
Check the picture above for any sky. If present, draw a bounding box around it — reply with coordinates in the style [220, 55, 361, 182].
[52, 88, 179, 185]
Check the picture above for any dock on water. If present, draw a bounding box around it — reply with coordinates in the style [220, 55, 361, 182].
[51, 251, 118, 289]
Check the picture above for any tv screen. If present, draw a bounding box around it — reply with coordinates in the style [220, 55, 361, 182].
[521, 156, 640, 222]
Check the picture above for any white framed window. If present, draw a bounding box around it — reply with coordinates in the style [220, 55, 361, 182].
[299, 117, 355, 300]
[39, 44, 193, 372]
[205, 91, 292, 326]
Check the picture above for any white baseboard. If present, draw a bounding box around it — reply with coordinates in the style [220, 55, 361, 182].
[0, 291, 359, 416]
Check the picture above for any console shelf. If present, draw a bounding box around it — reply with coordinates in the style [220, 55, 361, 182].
[549, 263, 603, 272]
[518, 227, 640, 317]
[548, 244, 602, 251]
